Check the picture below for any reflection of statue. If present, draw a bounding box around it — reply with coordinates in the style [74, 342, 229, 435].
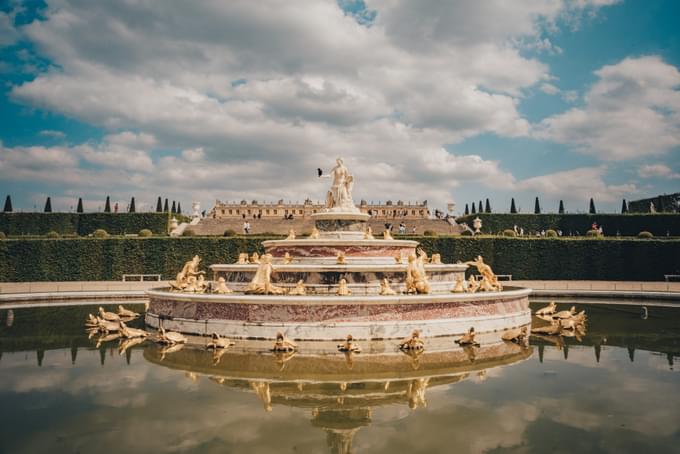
[405, 254, 430, 294]
[170, 255, 205, 291]
[320, 158, 358, 212]
[245, 254, 285, 294]
[464, 256, 501, 291]
[250, 381, 273, 412]
[407, 378, 429, 409]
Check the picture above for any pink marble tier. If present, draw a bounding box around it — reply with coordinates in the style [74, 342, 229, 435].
[263, 239, 418, 261]
[147, 290, 528, 324]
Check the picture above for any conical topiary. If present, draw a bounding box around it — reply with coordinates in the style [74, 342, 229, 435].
[534, 197, 541, 214]
[129, 197, 136, 213]
[471, 202, 476, 214]
[156, 196, 163, 212]
[163, 198, 169, 213]
[464, 204, 469, 215]
[484, 198, 491, 213]
[44, 197, 52, 213]
[478, 200, 483, 213]
[621, 199, 628, 214]
[171, 200, 176, 214]
[510, 198, 517, 214]
[589, 198, 596, 214]
[104, 196, 111, 213]
[177, 202, 181, 214]
[3, 195, 12, 212]
[558, 200, 564, 214]
[76, 198, 83, 213]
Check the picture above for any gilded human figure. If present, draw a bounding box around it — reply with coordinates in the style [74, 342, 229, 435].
[320, 157, 358, 212]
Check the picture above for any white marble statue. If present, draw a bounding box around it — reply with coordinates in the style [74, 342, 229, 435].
[320, 157, 359, 213]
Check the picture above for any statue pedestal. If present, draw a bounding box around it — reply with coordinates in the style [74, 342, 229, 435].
[311, 211, 371, 239]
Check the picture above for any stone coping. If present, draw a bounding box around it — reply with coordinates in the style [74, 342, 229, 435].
[210, 263, 467, 272]
[145, 286, 531, 306]
[262, 238, 419, 247]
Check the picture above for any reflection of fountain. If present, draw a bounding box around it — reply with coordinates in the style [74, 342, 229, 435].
[143, 339, 532, 454]
[146, 158, 531, 341]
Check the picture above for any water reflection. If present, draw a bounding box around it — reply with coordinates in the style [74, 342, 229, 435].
[0, 302, 678, 453]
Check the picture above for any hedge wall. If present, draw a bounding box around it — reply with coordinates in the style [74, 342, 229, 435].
[1, 236, 678, 282]
[455, 213, 680, 236]
[0, 213, 169, 236]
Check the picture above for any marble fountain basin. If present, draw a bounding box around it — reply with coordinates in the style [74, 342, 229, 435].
[145, 286, 531, 341]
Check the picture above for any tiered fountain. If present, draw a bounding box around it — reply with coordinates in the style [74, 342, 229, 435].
[146, 158, 531, 343]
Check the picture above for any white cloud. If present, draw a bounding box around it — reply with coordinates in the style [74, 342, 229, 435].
[4, 0, 623, 209]
[39, 129, 66, 139]
[535, 56, 680, 160]
[540, 83, 560, 95]
[638, 163, 680, 179]
[516, 166, 637, 203]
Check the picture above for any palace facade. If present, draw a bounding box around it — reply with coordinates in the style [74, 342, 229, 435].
[208, 199, 431, 220]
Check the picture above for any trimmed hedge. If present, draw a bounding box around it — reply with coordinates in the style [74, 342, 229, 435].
[456, 213, 680, 236]
[0, 236, 678, 282]
[0, 213, 168, 236]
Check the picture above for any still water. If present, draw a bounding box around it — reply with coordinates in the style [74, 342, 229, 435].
[0, 301, 678, 454]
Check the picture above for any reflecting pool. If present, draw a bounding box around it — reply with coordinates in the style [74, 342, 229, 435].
[0, 301, 679, 454]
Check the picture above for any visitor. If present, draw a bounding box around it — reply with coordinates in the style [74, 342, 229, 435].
[598, 225, 603, 235]
[513, 225, 518, 234]
[519, 227, 524, 236]
[399, 223, 406, 234]
[591, 221, 598, 231]
[412, 226, 417, 234]
[384, 223, 393, 232]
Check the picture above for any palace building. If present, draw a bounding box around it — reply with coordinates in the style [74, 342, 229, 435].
[208, 198, 431, 220]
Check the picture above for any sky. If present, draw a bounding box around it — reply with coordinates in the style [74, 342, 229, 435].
[0, 0, 679, 214]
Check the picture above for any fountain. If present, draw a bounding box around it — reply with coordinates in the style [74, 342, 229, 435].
[145, 158, 531, 342]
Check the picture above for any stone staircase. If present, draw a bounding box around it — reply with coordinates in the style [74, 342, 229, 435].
[189, 217, 460, 236]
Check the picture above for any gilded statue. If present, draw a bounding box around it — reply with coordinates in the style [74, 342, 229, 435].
[336, 278, 352, 296]
[379, 278, 397, 295]
[249, 252, 260, 264]
[169, 255, 205, 291]
[206, 332, 234, 350]
[283, 252, 293, 264]
[501, 326, 528, 344]
[535, 301, 556, 316]
[309, 228, 320, 239]
[286, 229, 296, 240]
[245, 254, 285, 294]
[337, 334, 361, 353]
[118, 320, 148, 339]
[213, 277, 233, 294]
[394, 255, 402, 264]
[271, 332, 297, 352]
[383, 229, 393, 240]
[236, 253, 248, 264]
[451, 276, 465, 293]
[196, 274, 208, 293]
[464, 256, 502, 291]
[156, 327, 187, 346]
[399, 330, 425, 351]
[405, 253, 431, 294]
[288, 279, 307, 296]
[478, 275, 495, 292]
[431, 253, 442, 264]
[455, 327, 480, 347]
[336, 251, 346, 265]
[364, 226, 375, 240]
[465, 275, 479, 293]
[117, 305, 139, 318]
